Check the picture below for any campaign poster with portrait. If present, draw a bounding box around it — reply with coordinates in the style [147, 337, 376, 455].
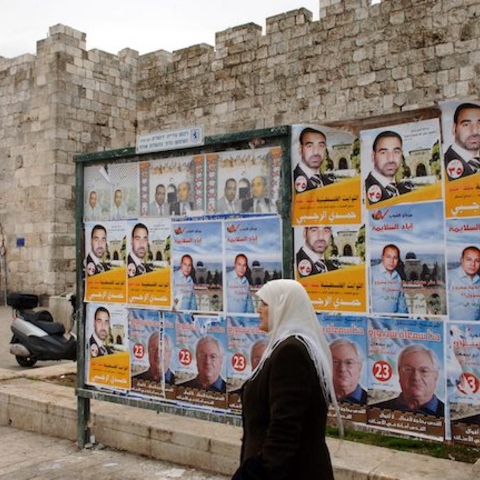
[294, 223, 366, 312]
[447, 322, 480, 446]
[129, 309, 176, 400]
[83, 164, 110, 222]
[361, 119, 442, 209]
[174, 313, 227, 410]
[227, 315, 268, 412]
[368, 201, 446, 316]
[108, 162, 140, 221]
[85, 302, 130, 391]
[367, 317, 445, 440]
[84, 221, 127, 303]
[205, 147, 282, 215]
[126, 218, 172, 307]
[291, 124, 361, 226]
[224, 216, 283, 314]
[440, 100, 480, 219]
[171, 219, 223, 312]
[321, 314, 368, 424]
[139, 154, 206, 218]
[446, 218, 480, 322]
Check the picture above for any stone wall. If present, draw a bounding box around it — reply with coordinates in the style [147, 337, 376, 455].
[1, 0, 480, 297]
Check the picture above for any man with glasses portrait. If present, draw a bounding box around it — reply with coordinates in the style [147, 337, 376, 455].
[330, 338, 367, 405]
[372, 344, 444, 417]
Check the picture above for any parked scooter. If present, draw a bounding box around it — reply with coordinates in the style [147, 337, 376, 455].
[7, 292, 77, 367]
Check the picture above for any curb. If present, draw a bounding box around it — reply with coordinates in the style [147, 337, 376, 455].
[0, 367, 478, 479]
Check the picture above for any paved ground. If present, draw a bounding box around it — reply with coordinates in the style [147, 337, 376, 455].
[0, 425, 229, 479]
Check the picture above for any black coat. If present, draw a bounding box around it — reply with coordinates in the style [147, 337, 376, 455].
[296, 247, 338, 277]
[293, 164, 334, 192]
[234, 336, 334, 480]
[364, 172, 412, 205]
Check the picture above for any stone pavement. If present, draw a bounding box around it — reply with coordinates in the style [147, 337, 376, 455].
[0, 425, 229, 480]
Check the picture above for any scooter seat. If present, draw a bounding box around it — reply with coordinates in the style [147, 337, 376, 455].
[21, 310, 66, 335]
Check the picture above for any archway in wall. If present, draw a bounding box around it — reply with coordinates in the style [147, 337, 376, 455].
[416, 163, 427, 177]
[338, 157, 348, 170]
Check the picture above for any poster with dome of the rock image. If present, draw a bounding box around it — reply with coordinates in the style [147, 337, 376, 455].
[367, 201, 446, 317]
[291, 124, 361, 227]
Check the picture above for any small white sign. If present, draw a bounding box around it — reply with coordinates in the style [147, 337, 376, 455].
[136, 126, 204, 154]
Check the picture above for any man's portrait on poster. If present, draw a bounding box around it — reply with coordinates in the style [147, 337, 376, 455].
[444, 102, 480, 181]
[372, 344, 444, 417]
[85, 224, 110, 276]
[296, 226, 338, 277]
[448, 245, 480, 321]
[294, 127, 334, 193]
[89, 306, 114, 357]
[127, 223, 153, 277]
[365, 130, 413, 205]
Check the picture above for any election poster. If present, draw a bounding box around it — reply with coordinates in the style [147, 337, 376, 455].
[83, 163, 110, 222]
[108, 161, 140, 221]
[367, 317, 445, 440]
[368, 201, 446, 316]
[291, 124, 361, 226]
[447, 322, 480, 446]
[139, 154, 206, 218]
[206, 147, 282, 215]
[440, 100, 480, 219]
[294, 223, 366, 313]
[171, 219, 224, 312]
[174, 313, 227, 410]
[321, 314, 368, 424]
[86, 302, 130, 391]
[126, 218, 172, 307]
[84, 221, 127, 303]
[225, 216, 283, 314]
[446, 218, 480, 322]
[227, 315, 268, 411]
[361, 119, 442, 209]
[129, 309, 176, 400]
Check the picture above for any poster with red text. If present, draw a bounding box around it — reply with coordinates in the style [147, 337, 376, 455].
[291, 124, 361, 226]
[448, 322, 480, 446]
[227, 315, 268, 411]
[86, 302, 130, 391]
[367, 317, 445, 440]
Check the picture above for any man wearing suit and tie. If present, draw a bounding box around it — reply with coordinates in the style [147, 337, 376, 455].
[294, 127, 334, 193]
[89, 306, 115, 357]
[170, 181, 195, 216]
[217, 178, 241, 214]
[148, 183, 169, 217]
[444, 102, 480, 181]
[84, 224, 110, 276]
[365, 130, 412, 205]
[127, 223, 153, 277]
[296, 226, 338, 277]
[241, 176, 276, 213]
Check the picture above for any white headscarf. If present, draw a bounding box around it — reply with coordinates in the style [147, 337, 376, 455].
[253, 279, 343, 432]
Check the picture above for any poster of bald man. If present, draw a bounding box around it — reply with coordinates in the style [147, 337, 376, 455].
[227, 315, 269, 411]
[448, 322, 480, 446]
[174, 313, 227, 410]
[367, 317, 445, 440]
[320, 314, 368, 424]
[129, 309, 176, 401]
[291, 124, 360, 227]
